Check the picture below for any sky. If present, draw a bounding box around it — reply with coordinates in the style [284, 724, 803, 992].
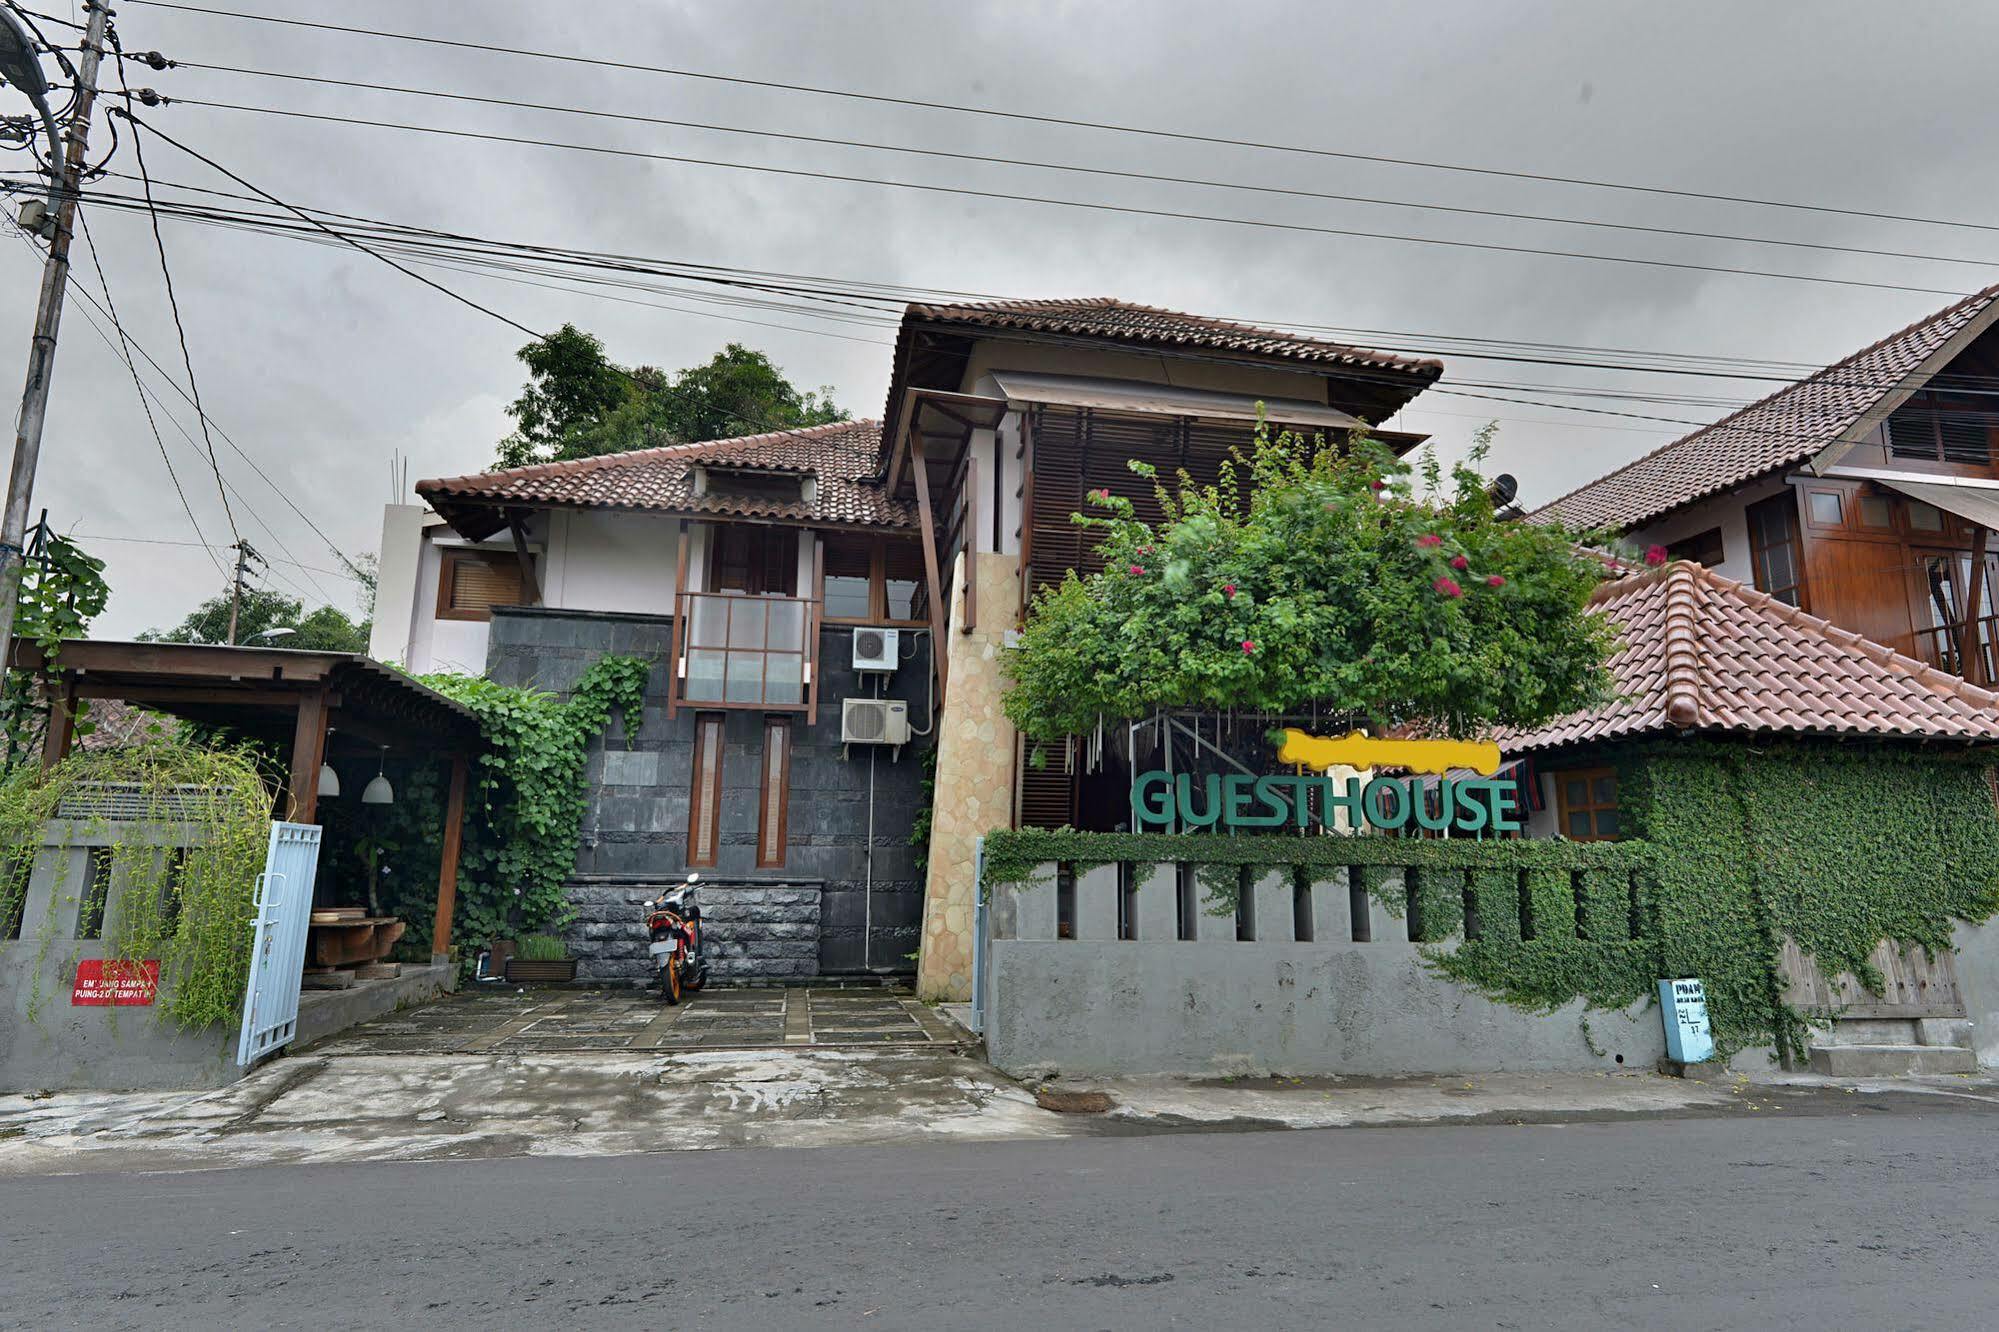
[5, 0, 1999, 636]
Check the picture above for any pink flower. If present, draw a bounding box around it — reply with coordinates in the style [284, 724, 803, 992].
[1644, 544, 1668, 567]
[1241, 639, 1256, 654]
[1450, 555, 1469, 570]
[1138, 545, 1153, 555]
[1370, 479, 1386, 491]
[1433, 576, 1463, 599]
[1487, 574, 1506, 588]
[1223, 584, 1236, 598]
[1128, 564, 1144, 576]
[1092, 488, 1111, 501]
[1416, 534, 1443, 549]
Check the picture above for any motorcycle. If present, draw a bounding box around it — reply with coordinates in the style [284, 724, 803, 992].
[642, 874, 708, 1004]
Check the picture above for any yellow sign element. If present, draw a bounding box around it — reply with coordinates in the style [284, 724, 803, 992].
[1275, 728, 1502, 777]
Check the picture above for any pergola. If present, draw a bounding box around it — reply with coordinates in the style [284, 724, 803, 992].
[9, 639, 484, 962]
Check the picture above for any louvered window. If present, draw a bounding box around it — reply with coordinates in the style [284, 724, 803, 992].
[437, 550, 525, 622]
[1888, 394, 1995, 466]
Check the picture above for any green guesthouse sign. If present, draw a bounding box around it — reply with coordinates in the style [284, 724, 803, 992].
[1132, 729, 1523, 835]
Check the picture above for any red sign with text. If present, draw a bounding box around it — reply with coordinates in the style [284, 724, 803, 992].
[71, 959, 160, 1007]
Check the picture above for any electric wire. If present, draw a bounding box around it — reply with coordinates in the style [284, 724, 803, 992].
[120, 0, 1999, 238]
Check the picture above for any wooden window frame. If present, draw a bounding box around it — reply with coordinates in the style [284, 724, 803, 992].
[1665, 526, 1725, 567]
[756, 717, 792, 868]
[687, 713, 725, 869]
[817, 532, 928, 628]
[1803, 487, 1847, 532]
[1747, 492, 1808, 609]
[436, 548, 524, 623]
[1554, 767, 1620, 843]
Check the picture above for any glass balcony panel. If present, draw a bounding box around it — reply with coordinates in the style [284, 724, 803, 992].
[684, 649, 726, 701]
[767, 600, 806, 651]
[725, 652, 764, 703]
[689, 596, 728, 649]
[765, 654, 804, 704]
[727, 599, 768, 649]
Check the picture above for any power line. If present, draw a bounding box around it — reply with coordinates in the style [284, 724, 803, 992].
[121, 0, 1999, 238]
[165, 62, 1999, 275]
[163, 98, 1975, 301]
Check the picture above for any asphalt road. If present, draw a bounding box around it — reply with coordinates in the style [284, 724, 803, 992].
[3, 1102, 1997, 1329]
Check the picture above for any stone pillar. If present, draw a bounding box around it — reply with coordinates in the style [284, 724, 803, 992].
[917, 550, 1022, 1000]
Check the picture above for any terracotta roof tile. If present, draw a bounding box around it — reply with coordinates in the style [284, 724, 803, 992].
[1498, 560, 1999, 753]
[417, 420, 910, 532]
[1531, 286, 1999, 532]
[904, 297, 1443, 377]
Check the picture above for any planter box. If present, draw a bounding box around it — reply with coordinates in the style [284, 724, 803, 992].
[504, 958, 578, 984]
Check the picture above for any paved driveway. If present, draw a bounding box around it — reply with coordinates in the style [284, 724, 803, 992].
[300, 983, 969, 1056]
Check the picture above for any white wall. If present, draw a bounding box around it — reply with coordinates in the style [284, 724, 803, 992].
[1627, 474, 1791, 585]
[542, 510, 681, 616]
[368, 504, 428, 666]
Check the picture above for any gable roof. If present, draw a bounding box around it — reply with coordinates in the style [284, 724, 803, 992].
[1499, 560, 1999, 753]
[1531, 285, 1999, 532]
[903, 297, 1444, 377]
[417, 420, 908, 541]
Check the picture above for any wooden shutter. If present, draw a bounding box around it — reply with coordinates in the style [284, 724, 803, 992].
[688, 714, 725, 867]
[1015, 734, 1078, 830]
[757, 718, 792, 868]
[438, 551, 525, 621]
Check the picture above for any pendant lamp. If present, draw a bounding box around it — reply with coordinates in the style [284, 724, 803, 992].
[362, 746, 394, 806]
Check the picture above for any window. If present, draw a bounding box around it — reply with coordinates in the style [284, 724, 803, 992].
[815, 533, 927, 625]
[687, 714, 725, 868]
[1888, 393, 1995, 466]
[1666, 527, 1725, 567]
[756, 718, 792, 868]
[1746, 493, 1806, 607]
[1806, 490, 1844, 528]
[1857, 492, 1893, 530]
[437, 550, 525, 622]
[681, 595, 809, 706]
[702, 467, 807, 505]
[1555, 769, 1620, 842]
[708, 526, 798, 596]
[1909, 500, 1946, 533]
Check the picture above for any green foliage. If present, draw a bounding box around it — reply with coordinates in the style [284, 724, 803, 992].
[511, 933, 570, 962]
[495, 327, 846, 468]
[0, 741, 275, 1029]
[1002, 422, 1613, 741]
[141, 586, 370, 653]
[2, 527, 110, 770]
[417, 655, 652, 947]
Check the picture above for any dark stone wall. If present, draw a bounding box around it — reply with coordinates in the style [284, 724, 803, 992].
[486, 607, 934, 983]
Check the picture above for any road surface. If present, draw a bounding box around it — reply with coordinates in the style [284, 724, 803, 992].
[3, 1103, 1996, 1328]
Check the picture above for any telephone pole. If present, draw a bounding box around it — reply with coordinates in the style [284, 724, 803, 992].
[0, 1, 112, 680]
[225, 539, 261, 645]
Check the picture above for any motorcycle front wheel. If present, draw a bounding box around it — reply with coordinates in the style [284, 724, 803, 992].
[662, 955, 682, 1005]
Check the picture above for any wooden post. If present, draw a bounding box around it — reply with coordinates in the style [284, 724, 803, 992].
[667, 522, 691, 719]
[39, 674, 78, 770]
[962, 453, 978, 635]
[909, 427, 950, 691]
[807, 536, 824, 727]
[1964, 525, 1990, 685]
[508, 513, 542, 606]
[430, 751, 470, 964]
[287, 685, 330, 824]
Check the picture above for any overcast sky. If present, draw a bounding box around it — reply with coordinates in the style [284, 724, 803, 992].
[6, 0, 1998, 636]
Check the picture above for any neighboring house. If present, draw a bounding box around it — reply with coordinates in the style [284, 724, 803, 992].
[372, 297, 1443, 992]
[1534, 283, 1999, 685]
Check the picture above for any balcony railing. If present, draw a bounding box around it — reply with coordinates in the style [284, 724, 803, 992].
[670, 591, 820, 719]
[1913, 616, 1999, 685]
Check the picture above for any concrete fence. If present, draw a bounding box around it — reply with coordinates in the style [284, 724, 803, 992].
[982, 858, 1666, 1078]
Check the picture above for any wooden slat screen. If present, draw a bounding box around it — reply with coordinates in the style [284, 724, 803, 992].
[688, 714, 725, 867]
[757, 718, 791, 868]
[439, 551, 525, 621]
[1015, 734, 1078, 830]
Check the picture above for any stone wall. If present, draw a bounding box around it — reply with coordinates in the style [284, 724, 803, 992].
[487, 607, 933, 983]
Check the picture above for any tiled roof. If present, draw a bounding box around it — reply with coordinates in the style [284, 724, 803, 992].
[417, 420, 911, 531]
[1498, 560, 1999, 753]
[1531, 286, 1999, 531]
[903, 297, 1444, 377]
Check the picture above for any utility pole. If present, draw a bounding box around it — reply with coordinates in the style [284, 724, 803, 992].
[225, 539, 261, 645]
[0, 1, 112, 680]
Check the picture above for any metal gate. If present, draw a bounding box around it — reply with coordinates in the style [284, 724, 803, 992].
[235, 822, 323, 1067]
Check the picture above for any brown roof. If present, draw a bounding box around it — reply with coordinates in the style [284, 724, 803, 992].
[1531, 285, 1999, 531]
[417, 420, 910, 538]
[903, 297, 1444, 378]
[1499, 560, 1999, 753]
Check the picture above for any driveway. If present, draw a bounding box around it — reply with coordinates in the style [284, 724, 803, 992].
[300, 983, 970, 1056]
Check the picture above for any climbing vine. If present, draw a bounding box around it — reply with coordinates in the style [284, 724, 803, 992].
[417, 654, 651, 949]
[0, 741, 274, 1028]
[1, 525, 110, 770]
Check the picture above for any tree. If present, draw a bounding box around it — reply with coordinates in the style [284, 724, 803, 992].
[141, 588, 370, 653]
[494, 329, 845, 469]
[1002, 423, 1615, 742]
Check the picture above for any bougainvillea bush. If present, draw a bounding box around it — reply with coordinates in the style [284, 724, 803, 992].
[1003, 423, 1615, 741]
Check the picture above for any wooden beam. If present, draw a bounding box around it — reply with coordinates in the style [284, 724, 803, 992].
[430, 752, 470, 963]
[962, 453, 978, 635]
[40, 675, 79, 771]
[909, 426, 950, 692]
[287, 685, 331, 824]
[808, 536, 824, 727]
[508, 514, 543, 606]
[1964, 525, 1990, 685]
[74, 683, 318, 708]
[667, 522, 691, 719]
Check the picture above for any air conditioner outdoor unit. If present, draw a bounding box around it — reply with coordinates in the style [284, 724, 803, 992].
[842, 697, 910, 747]
[852, 626, 899, 673]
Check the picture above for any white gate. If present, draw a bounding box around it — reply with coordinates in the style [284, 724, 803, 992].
[235, 822, 323, 1067]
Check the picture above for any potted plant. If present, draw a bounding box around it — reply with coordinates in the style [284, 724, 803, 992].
[503, 934, 577, 983]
